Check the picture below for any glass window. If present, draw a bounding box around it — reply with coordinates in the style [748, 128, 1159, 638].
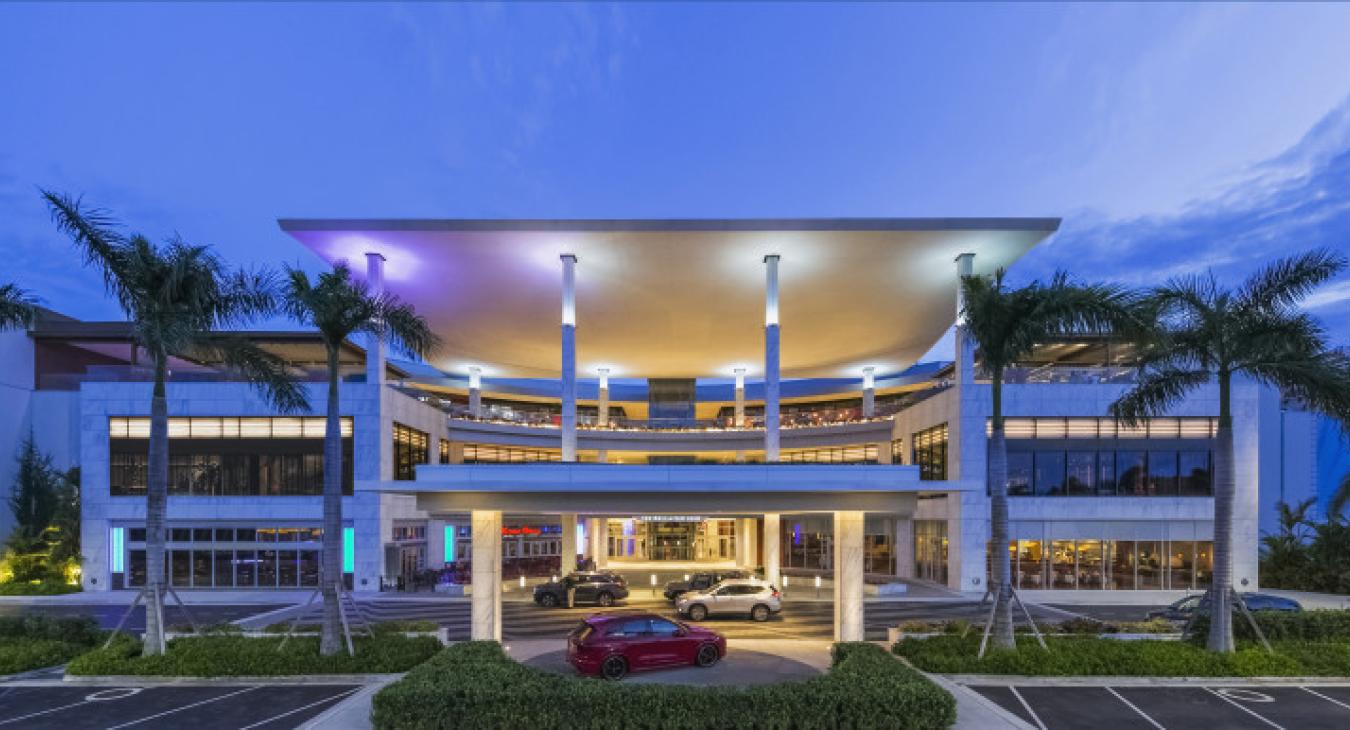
[1136, 541, 1163, 589]
[1169, 541, 1195, 590]
[1066, 452, 1096, 496]
[278, 551, 299, 587]
[648, 619, 681, 636]
[1034, 452, 1066, 496]
[1051, 540, 1077, 589]
[1148, 451, 1179, 496]
[393, 423, 430, 481]
[193, 528, 213, 542]
[1108, 541, 1135, 590]
[1097, 452, 1118, 496]
[192, 550, 212, 587]
[213, 549, 234, 588]
[235, 550, 257, 587]
[1017, 540, 1046, 589]
[1116, 451, 1147, 496]
[129, 549, 147, 587]
[171, 549, 191, 587]
[1194, 542, 1213, 589]
[300, 550, 320, 587]
[1006, 452, 1033, 496]
[236, 528, 257, 542]
[1077, 540, 1105, 589]
[171, 528, 192, 542]
[1179, 451, 1212, 496]
[214, 528, 235, 542]
[257, 550, 278, 587]
[912, 424, 949, 480]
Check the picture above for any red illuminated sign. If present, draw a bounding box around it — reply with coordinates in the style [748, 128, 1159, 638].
[501, 526, 542, 536]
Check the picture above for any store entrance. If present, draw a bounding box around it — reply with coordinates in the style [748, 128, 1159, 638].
[646, 521, 698, 561]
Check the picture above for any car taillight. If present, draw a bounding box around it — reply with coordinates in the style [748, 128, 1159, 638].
[771, 590, 780, 598]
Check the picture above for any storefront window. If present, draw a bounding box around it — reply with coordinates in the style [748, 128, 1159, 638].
[1169, 541, 1195, 590]
[1077, 540, 1105, 589]
[1116, 451, 1148, 496]
[1006, 452, 1033, 496]
[1136, 541, 1163, 589]
[1051, 540, 1076, 588]
[1148, 451, 1179, 496]
[1066, 452, 1096, 495]
[1179, 451, 1212, 496]
[1109, 540, 1135, 589]
[1017, 540, 1046, 589]
[393, 423, 430, 480]
[1034, 452, 1067, 496]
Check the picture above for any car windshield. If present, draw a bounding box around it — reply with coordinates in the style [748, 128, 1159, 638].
[1176, 596, 1202, 610]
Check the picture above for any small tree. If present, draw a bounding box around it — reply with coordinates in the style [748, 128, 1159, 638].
[1111, 250, 1350, 652]
[0, 283, 37, 331]
[282, 263, 438, 655]
[7, 438, 60, 545]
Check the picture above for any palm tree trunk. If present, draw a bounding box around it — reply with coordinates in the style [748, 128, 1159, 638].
[988, 371, 1016, 649]
[1208, 370, 1236, 652]
[320, 346, 343, 655]
[143, 355, 169, 656]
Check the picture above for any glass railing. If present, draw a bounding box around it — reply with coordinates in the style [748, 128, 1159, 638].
[982, 366, 1138, 385]
[441, 404, 895, 432]
[38, 365, 335, 390]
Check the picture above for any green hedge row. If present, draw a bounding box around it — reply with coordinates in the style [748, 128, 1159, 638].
[0, 615, 103, 675]
[66, 633, 442, 677]
[1188, 609, 1350, 643]
[373, 641, 955, 729]
[894, 634, 1350, 677]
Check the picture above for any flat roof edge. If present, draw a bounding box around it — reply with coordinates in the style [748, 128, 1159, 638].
[278, 217, 1062, 234]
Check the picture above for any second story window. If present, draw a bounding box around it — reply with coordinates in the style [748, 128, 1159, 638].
[439, 439, 452, 464]
[393, 423, 429, 480]
[912, 424, 948, 481]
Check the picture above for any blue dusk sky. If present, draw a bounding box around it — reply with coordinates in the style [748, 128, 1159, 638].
[2, 2, 1349, 359]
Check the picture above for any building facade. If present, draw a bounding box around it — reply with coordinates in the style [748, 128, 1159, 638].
[0, 218, 1282, 641]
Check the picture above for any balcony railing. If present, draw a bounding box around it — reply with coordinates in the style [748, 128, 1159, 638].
[438, 402, 895, 432]
[981, 365, 1138, 385]
[39, 365, 340, 391]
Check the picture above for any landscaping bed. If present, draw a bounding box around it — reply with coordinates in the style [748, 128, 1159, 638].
[373, 641, 955, 729]
[67, 632, 442, 677]
[0, 615, 103, 675]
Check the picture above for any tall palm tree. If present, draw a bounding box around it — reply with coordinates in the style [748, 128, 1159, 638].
[0, 283, 38, 331]
[1329, 472, 1350, 519]
[44, 191, 308, 656]
[1111, 250, 1350, 653]
[282, 263, 437, 656]
[962, 271, 1137, 651]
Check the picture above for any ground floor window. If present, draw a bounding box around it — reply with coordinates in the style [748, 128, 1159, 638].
[991, 538, 1213, 590]
[914, 520, 948, 584]
[780, 515, 897, 574]
[122, 523, 341, 589]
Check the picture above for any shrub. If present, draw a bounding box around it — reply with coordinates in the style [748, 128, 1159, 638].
[0, 615, 101, 645]
[373, 641, 955, 729]
[1188, 609, 1350, 643]
[893, 634, 1347, 676]
[0, 580, 81, 595]
[263, 619, 439, 635]
[0, 615, 102, 674]
[66, 633, 441, 677]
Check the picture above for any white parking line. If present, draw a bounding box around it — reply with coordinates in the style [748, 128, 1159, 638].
[1106, 687, 1165, 730]
[237, 687, 360, 730]
[0, 698, 96, 726]
[104, 686, 261, 729]
[1205, 688, 1284, 730]
[1301, 686, 1350, 712]
[1008, 686, 1049, 730]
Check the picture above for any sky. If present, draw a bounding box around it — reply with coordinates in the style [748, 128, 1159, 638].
[1, 2, 1349, 358]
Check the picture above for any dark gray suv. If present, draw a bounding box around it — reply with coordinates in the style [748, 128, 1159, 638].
[534, 571, 630, 608]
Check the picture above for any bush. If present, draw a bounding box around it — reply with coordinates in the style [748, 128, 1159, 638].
[892, 634, 1350, 676]
[0, 580, 81, 595]
[66, 633, 441, 677]
[373, 641, 955, 729]
[0, 615, 103, 674]
[262, 620, 439, 634]
[1188, 609, 1350, 643]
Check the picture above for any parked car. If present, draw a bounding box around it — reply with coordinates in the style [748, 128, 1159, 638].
[676, 578, 782, 622]
[662, 570, 752, 602]
[1148, 593, 1303, 621]
[567, 612, 726, 680]
[534, 571, 630, 608]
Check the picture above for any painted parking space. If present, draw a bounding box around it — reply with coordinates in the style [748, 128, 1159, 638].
[0, 684, 359, 729]
[971, 683, 1350, 730]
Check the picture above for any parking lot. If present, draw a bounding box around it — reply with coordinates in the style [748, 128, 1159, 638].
[973, 683, 1350, 729]
[0, 683, 360, 729]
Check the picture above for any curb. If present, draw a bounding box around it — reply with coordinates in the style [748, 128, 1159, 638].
[941, 673, 1350, 686]
[62, 673, 403, 685]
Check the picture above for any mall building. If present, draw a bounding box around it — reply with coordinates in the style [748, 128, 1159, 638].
[0, 218, 1284, 641]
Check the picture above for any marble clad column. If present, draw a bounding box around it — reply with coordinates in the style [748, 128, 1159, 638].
[833, 511, 865, 642]
[471, 510, 502, 641]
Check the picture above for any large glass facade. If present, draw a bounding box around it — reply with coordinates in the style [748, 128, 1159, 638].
[780, 515, 898, 574]
[914, 520, 948, 584]
[122, 523, 343, 589]
[912, 424, 948, 481]
[995, 531, 1213, 590]
[1000, 448, 1211, 497]
[393, 422, 429, 480]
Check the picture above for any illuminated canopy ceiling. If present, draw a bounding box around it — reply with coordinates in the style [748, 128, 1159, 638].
[281, 218, 1058, 379]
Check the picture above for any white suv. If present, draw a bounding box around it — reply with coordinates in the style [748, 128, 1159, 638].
[676, 578, 782, 622]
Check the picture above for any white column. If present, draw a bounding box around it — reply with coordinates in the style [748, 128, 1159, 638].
[733, 520, 746, 566]
[833, 511, 865, 642]
[596, 369, 610, 426]
[427, 518, 448, 569]
[862, 367, 876, 418]
[560, 513, 578, 573]
[744, 517, 759, 569]
[895, 517, 915, 579]
[365, 253, 387, 386]
[954, 253, 975, 385]
[468, 367, 482, 418]
[763, 513, 781, 587]
[561, 254, 578, 461]
[733, 368, 746, 427]
[588, 517, 608, 568]
[764, 255, 781, 461]
[471, 510, 502, 641]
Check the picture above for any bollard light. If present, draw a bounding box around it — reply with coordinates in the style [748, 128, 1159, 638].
[783, 575, 789, 587]
[551, 574, 558, 583]
[519, 575, 526, 589]
[814, 575, 821, 588]
[684, 574, 690, 581]
[651, 574, 657, 586]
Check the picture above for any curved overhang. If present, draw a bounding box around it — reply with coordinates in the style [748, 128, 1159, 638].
[282, 218, 1058, 378]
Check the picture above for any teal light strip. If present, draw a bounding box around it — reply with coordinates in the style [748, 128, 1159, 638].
[343, 527, 354, 573]
[111, 527, 125, 573]
[444, 525, 455, 563]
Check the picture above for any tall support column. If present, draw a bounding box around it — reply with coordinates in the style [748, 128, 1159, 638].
[471, 510, 502, 641]
[587, 517, 608, 568]
[763, 255, 781, 461]
[954, 253, 976, 385]
[596, 369, 610, 426]
[733, 368, 746, 427]
[862, 367, 876, 418]
[365, 253, 387, 386]
[895, 517, 915, 579]
[744, 517, 759, 569]
[763, 513, 781, 587]
[560, 513, 578, 573]
[733, 519, 747, 566]
[560, 254, 578, 461]
[468, 367, 482, 418]
[833, 511, 865, 642]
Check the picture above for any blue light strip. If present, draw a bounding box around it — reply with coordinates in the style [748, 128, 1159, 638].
[343, 527, 354, 573]
[444, 525, 455, 563]
[111, 527, 125, 573]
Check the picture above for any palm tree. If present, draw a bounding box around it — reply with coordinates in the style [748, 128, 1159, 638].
[282, 263, 437, 656]
[962, 271, 1137, 651]
[0, 283, 38, 330]
[1111, 250, 1350, 653]
[1329, 471, 1350, 519]
[44, 191, 308, 655]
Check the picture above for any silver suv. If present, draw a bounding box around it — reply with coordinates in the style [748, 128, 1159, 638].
[676, 578, 782, 622]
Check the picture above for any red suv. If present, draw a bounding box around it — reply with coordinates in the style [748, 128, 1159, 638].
[566, 612, 726, 680]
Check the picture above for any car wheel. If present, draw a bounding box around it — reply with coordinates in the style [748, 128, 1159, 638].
[687, 604, 708, 621]
[695, 643, 720, 668]
[601, 655, 628, 681]
[596, 592, 614, 607]
[751, 604, 770, 622]
[539, 593, 558, 608]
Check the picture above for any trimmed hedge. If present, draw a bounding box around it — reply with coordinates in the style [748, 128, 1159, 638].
[0, 616, 103, 675]
[66, 633, 441, 677]
[894, 634, 1350, 676]
[373, 641, 956, 729]
[1188, 609, 1350, 643]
